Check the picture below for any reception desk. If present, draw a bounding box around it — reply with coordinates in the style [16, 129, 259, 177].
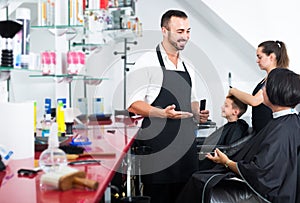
[0, 116, 142, 203]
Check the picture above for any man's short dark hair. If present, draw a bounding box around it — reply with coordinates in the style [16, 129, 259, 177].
[227, 95, 248, 118]
[160, 9, 188, 29]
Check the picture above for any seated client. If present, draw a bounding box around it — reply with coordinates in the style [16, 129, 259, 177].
[198, 95, 249, 170]
[176, 68, 300, 203]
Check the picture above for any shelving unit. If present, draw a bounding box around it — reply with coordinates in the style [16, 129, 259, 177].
[1, 0, 140, 112]
[1, 1, 141, 200]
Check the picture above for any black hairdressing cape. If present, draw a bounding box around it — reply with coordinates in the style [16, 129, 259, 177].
[203, 119, 249, 146]
[198, 119, 249, 170]
[176, 113, 300, 203]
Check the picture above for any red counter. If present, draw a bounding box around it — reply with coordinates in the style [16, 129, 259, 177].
[0, 116, 141, 203]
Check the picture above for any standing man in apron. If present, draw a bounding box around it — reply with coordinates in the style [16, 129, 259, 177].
[127, 9, 210, 203]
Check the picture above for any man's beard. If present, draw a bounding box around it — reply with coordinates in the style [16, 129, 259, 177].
[169, 38, 187, 51]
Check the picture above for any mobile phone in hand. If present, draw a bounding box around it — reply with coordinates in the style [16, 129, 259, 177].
[200, 99, 206, 111]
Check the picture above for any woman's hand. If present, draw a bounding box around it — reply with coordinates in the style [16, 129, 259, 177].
[228, 87, 237, 97]
[205, 148, 229, 165]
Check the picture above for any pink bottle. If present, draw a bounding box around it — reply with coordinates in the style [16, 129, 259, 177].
[68, 51, 80, 74]
[49, 51, 56, 74]
[78, 52, 85, 74]
[67, 51, 76, 74]
[41, 51, 51, 75]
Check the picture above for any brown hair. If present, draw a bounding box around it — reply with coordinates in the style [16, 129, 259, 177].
[226, 95, 248, 118]
[258, 40, 289, 68]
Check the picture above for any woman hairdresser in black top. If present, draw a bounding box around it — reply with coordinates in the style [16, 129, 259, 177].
[229, 40, 289, 133]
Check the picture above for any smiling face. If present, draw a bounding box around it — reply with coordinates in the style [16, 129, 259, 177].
[221, 98, 239, 122]
[162, 16, 191, 51]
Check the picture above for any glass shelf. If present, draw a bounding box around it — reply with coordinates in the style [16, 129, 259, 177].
[0, 67, 42, 81]
[0, 67, 13, 71]
[31, 25, 80, 41]
[1, 0, 37, 2]
[0, 67, 42, 73]
[0, 67, 108, 85]
[72, 28, 135, 47]
[72, 42, 107, 48]
[29, 74, 108, 85]
[31, 25, 83, 30]
[104, 28, 137, 41]
[75, 76, 109, 85]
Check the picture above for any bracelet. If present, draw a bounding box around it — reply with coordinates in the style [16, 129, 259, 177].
[224, 160, 232, 168]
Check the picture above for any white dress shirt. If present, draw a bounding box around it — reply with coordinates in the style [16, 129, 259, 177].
[126, 43, 199, 108]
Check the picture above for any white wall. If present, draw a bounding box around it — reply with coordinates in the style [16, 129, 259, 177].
[201, 0, 300, 74]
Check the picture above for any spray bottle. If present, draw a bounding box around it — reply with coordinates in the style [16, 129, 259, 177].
[39, 122, 67, 173]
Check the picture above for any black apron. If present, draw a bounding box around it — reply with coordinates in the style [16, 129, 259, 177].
[137, 45, 198, 184]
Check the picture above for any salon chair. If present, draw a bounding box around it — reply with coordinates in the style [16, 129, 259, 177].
[207, 146, 300, 203]
[197, 120, 217, 130]
[198, 130, 255, 171]
[209, 178, 267, 203]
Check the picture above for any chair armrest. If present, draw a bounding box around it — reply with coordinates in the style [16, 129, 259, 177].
[210, 178, 267, 203]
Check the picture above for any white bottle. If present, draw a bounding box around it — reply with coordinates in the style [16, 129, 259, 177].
[39, 122, 67, 173]
[121, 10, 131, 29]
